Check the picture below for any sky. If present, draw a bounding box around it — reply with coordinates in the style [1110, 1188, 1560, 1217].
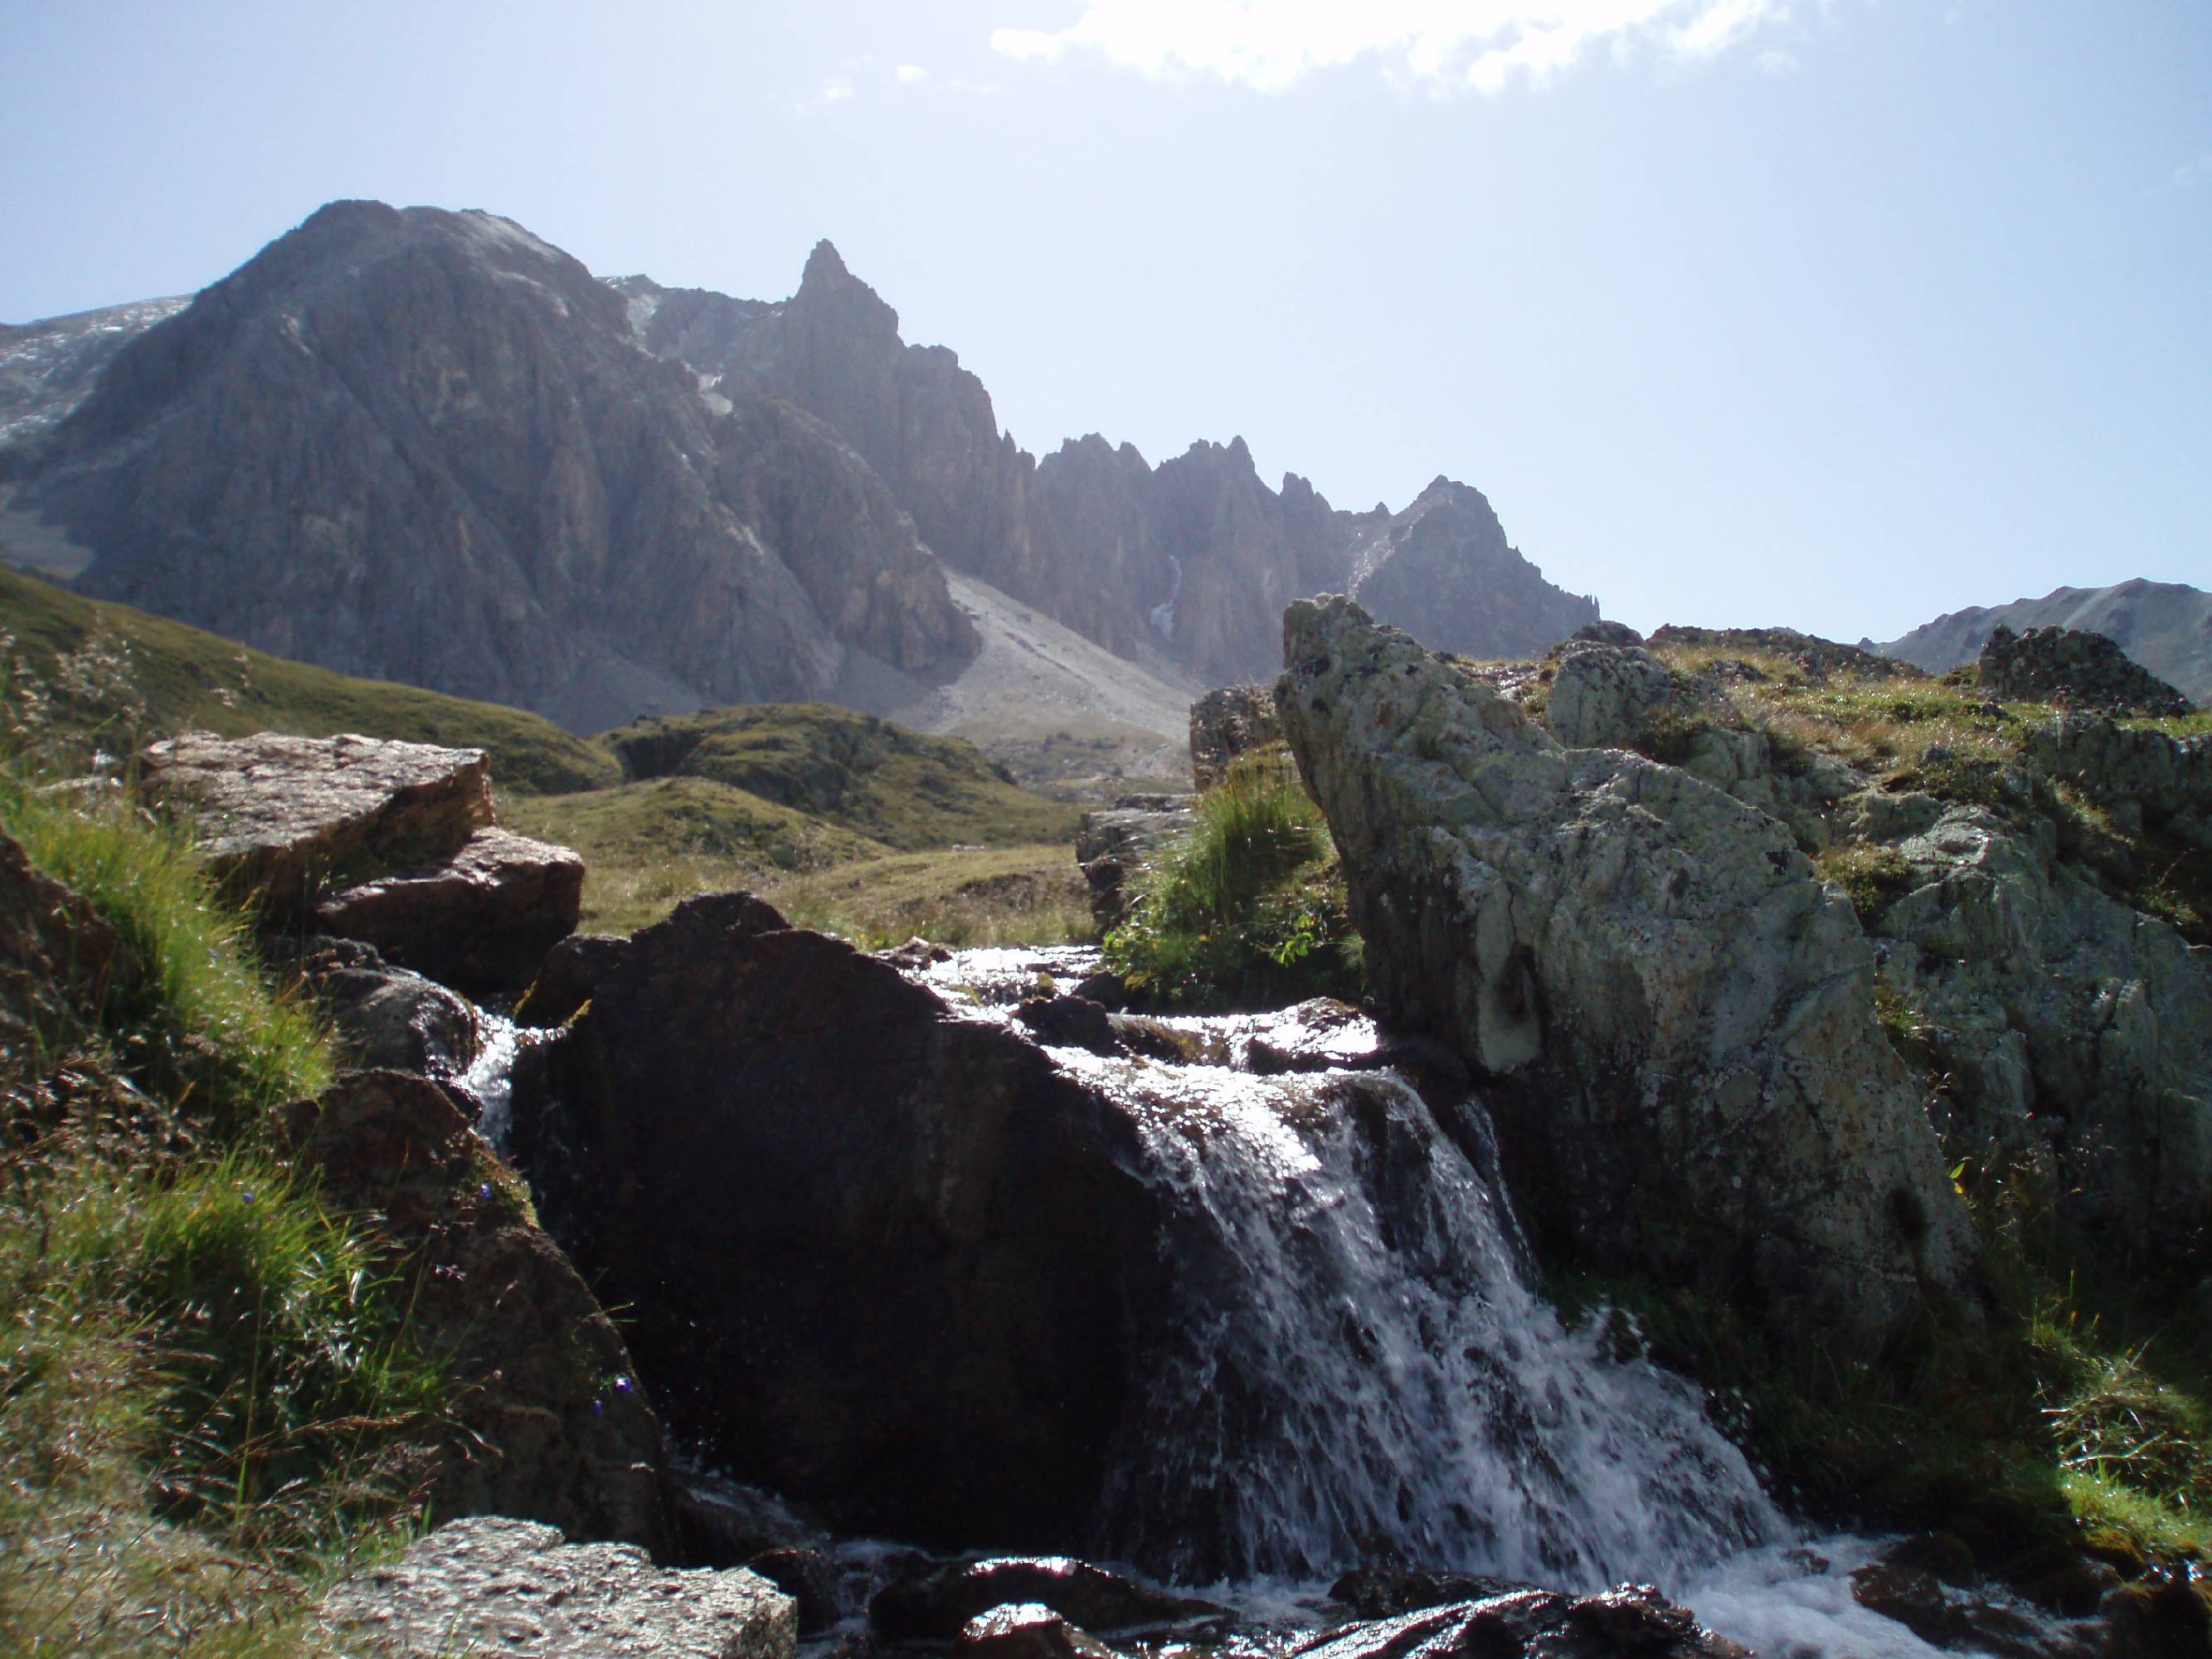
[2, 1, 2206, 643]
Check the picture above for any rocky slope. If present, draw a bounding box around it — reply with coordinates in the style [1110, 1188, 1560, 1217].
[616, 248, 1597, 684]
[2, 202, 975, 732]
[1882, 578, 2212, 706]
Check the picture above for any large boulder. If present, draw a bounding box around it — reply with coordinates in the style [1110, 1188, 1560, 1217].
[312, 825, 583, 995]
[139, 730, 581, 993]
[508, 892, 1174, 1551]
[1273, 596, 1977, 1352]
[284, 1071, 674, 1553]
[138, 730, 493, 903]
[265, 936, 481, 1078]
[1286, 1587, 1751, 1659]
[1543, 640, 1693, 750]
[317, 1516, 794, 1659]
[1980, 623, 2195, 718]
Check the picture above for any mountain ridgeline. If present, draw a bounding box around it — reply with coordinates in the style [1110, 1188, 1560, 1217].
[0, 201, 1599, 735]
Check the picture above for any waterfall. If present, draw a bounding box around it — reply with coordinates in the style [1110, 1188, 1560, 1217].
[1065, 1044, 1787, 1588]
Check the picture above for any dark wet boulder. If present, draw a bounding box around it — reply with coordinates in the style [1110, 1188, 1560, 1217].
[1290, 1587, 1750, 1659]
[955, 1604, 1116, 1659]
[746, 1547, 844, 1635]
[1329, 1564, 1522, 1619]
[514, 931, 630, 1028]
[870, 1557, 1227, 1642]
[1013, 991, 1122, 1055]
[508, 891, 1176, 1550]
[267, 936, 479, 1078]
[283, 1070, 673, 1554]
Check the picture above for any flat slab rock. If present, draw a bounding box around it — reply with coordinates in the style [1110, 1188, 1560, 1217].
[318, 1516, 795, 1659]
[139, 730, 493, 902]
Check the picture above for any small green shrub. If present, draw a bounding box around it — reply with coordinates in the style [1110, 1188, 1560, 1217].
[1817, 842, 1918, 927]
[1106, 752, 1361, 1010]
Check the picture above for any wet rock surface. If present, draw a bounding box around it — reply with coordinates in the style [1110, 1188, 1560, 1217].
[953, 1603, 1116, 1659]
[139, 729, 493, 904]
[1289, 1586, 1753, 1659]
[317, 1515, 795, 1659]
[284, 1071, 673, 1552]
[508, 893, 1176, 1551]
[870, 1557, 1228, 1642]
[1980, 622, 2195, 718]
[266, 935, 480, 1078]
[1276, 595, 1977, 1351]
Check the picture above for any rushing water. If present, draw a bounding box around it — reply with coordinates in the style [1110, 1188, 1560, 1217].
[907, 948, 2088, 1657]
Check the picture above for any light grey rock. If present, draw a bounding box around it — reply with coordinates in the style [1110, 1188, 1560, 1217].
[139, 730, 492, 903]
[2022, 713, 2212, 849]
[319, 1516, 793, 1659]
[1276, 596, 1977, 1352]
[1875, 805, 2212, 1255]
[1543, 640, 1686, 750]
[1189, 684, 1283, 789]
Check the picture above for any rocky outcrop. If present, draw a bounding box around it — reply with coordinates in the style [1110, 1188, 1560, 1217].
[1979, 624, 2194, 718]
[1075, 794, 1194, 927]
[1883, 578, 2212, 707]
[1189, 684, 1282, 789]
[1650, 624, 1921, 683]
[285, 1072, 675, 1552]
[508, 892, 1175, 1551]
[141, 729, 580, 994]
[1866, 805, 2212, 1259]
[1542, 640, 1704, 750]
[2022, 714, 2212, 846]
[12, 202, 974, 732]
[0, 296, 189, 448]
[869, 1558, 1226, 1642]
[1275, 596, 1978, 1351]
[317, 1516, 794, 1659]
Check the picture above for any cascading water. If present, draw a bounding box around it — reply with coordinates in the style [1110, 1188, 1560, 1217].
[911, 949, 2087, 1658]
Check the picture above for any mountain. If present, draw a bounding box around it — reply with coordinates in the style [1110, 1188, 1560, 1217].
[2, 202, 975, 733]
[615, 246, 1597, 683]
[1880, 579, 2212, 706]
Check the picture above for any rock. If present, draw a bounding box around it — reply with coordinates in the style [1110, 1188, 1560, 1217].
[2097, 1566, 2212, 1658]
[1979, 623, 2195, 718]
[668, 1467, 830, 1568]
[955, 1604, 1116, 1659]
[1075, 795, 1194, 929]
[267, 935, 480, 1078]
[870, 1558, 1226, 1642]
[1069, 971, 1133, 1010]
[138, 729, 492, 905]
[1648, 625, 1922, 684]
[1189, 684, 1284, 789]
[1569, 619, 1646, 648]
[1543, 640, 1695, 750]
[2022, 713, 2212, 850]
[1013, 992, 1123, 1055]
[746, 1547, 844, 1635]
[0, 827, 141, 1068]
[282, 1071, 673, 1553]
[313, 825, 585, 996]
[316, 1515, 795, 1659]
[1881, 577, 2212, 707]
[1289, 1586, 1750, 1659]
[515, 931, 630, 1028]
[1848, 1563, 2050, 1655]
[508, 891, 1176, 1550]
[1275, 596, 1978, 1352]
[878, 936, 955, 971]
[1874, 804, 2212, 1257]
[1328, 1564, 1522, 1619]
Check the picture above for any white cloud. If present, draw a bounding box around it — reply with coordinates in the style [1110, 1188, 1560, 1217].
[1754, 46, 1801, 74]
[896, 63, 929, 85]
[2171, 152, 2212, 190]
[988, 1, 1800, 95]
[819, 75, 857, 103]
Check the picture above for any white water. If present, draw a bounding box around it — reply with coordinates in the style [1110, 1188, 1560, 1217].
[456, 1008, 547, 1150]
[908, 948, 2084, 1657]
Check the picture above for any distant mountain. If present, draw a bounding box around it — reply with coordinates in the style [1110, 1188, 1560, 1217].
[615, 246, 1597, 683]
[1, 202, 1605, 750]
[2, 202, 975, 732]
[1881, 580, 2211, 706]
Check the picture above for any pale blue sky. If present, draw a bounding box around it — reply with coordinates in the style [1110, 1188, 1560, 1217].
[2, 2, 2205, 642]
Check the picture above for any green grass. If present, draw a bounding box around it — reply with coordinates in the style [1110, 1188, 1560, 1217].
[0, 762, 443, 1655]
[760, 844, 1096, 951]
[602, 703, 1082, 851]
[0, 566, 617, 793]
[1105, 751, 1361, 1010]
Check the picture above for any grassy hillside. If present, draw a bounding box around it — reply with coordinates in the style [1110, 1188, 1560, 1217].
[602, 704, 1082, 849]
[0, 567, 618, 794]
